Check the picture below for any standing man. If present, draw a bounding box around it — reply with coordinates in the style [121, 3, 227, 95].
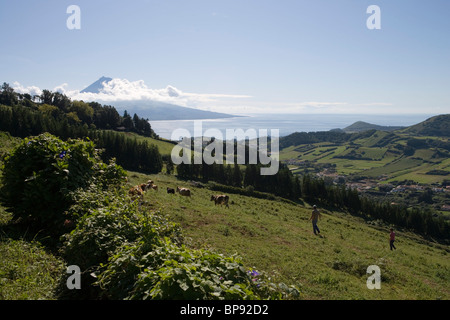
[389, 228, 396, 250]
[310, 205, 322, 235]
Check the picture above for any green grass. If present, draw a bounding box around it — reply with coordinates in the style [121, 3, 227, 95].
[279, 131, 450, 184]
[1, 131, 449, 300]
[120, 131, 176, 156]
[127, 172, 450, 300]
[0, 238, 65, 300]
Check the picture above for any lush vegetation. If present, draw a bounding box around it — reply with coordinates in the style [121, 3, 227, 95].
[0, 81, 449, 300]
[401, 114, 450, 137]
[0, 83, 156, 137]
[0, 133, 298, 300]
[279, 126, 450, 219]
[0, 132, 449, 300]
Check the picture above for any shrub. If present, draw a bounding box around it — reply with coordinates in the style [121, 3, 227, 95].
[60, 186, 298, 300]
[0, 133, 126, 232]
[98, 239, 298, 300]
[58, 187, 182, 299]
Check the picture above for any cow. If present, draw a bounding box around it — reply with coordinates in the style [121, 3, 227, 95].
[140, 180, 155, 191]
[129, 185, 144, 199]
[151, 184, 158, 191]
[167, 187, 175, 194]
[176, 186, 191, 197]
[211, 194, 229, 208]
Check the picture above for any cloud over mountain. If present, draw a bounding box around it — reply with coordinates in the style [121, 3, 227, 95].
[12, 77, 395, 115]
[13, 77, 252, 114]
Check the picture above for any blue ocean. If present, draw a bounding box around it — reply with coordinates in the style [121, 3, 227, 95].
[150, 113, 435, 140]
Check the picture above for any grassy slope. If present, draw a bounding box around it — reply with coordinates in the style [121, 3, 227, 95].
[120, 131, 176, 156]
[127, 172, 450, 300]
[1, 131, 449, 300]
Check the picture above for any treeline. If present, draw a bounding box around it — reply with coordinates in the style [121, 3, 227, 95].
[176, 160, 302, 201]
[0, 83, 163, 174]
[91, 130, 162, 174]
[0, 82, 156, 137]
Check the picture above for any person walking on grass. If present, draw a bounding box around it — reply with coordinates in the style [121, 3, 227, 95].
[389, 228, 396, 250]
[310, 205, 322, 235]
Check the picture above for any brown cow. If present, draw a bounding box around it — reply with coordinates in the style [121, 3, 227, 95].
[151, 184, 158, 191]
[211, 195, 229, 208]
[129, 185, 144, 199]
[176, 186, 191, 197]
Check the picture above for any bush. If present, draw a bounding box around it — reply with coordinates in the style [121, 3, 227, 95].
[59, 186, 298, 300]
[58, 187, 182, 299]
[98, 238, 299, 300]
[0, 133, 126, 233]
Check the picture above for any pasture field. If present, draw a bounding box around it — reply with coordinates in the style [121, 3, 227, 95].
[120, 131, 176, 156]
[0, 169, 449, 300]
[126, 172, 450, 300]
[0, 131, 449, 300]
[279, 130, 450, 184]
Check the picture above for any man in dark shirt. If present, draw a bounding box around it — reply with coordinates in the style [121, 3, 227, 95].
[310, 205, 322, 235]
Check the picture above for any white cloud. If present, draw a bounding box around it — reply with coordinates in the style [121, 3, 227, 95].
[12, 78, 252, 113]
[71, 78, 251, 111]
[12, 78, 395, 115]
[12, 81, 42, 96]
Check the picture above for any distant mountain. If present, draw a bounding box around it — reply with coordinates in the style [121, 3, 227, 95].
[114, 100, 240, 121]
[341, 121, 405, 133]
[80, 76, 112, 93]
[401, 114, 450, 137]
[80, 77, 240, 121]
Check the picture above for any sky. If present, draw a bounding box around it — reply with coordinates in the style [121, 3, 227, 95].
[1, 0, 449, 115]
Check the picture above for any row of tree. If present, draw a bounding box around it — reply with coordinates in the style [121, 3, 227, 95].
[176, 160, 302, 201]
[0, 83, 156, 137]
[91, 130, 163, 174]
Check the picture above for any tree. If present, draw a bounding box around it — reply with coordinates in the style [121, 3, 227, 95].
[71, 100, 94, 124]
[0, 83, 18, 106]
[166, 156, 174, 175]
[233, 164, 243, 187]
[40, 89, 54, 105]
[122, 110, 134, 130]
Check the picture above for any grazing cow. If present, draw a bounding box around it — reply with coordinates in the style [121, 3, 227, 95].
[211, 194, 229, 208]
[151, 184, 158, 191]
[176, 186, 191, 197]
[129, 185, 144, 199]
[167, 187, 175, 194]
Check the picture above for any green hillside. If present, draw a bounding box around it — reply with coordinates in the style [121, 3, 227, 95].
[400, 114, 450, 137]
[280, 129, 450, 185]
[343, 121, 405, 133]
[124, 172, 450, 300]
[1, 133, 449, 300]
